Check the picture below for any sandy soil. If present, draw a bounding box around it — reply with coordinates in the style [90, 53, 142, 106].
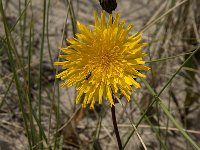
[0, 0, 200, 149]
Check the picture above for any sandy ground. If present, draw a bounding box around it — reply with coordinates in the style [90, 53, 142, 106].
[0, 0, 200, 149]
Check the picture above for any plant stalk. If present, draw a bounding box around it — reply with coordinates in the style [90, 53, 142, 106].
[111, 105, 122, 150]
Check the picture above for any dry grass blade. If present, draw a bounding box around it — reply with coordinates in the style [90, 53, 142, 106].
[141, 0, 188, 32]
[116, 97, 147, 150]
[1, 0, 200, 149]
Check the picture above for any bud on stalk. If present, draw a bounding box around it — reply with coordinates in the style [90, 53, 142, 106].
[99, 0, 117, 14]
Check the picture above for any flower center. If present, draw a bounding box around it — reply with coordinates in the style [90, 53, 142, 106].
[101, 53, 112, 66]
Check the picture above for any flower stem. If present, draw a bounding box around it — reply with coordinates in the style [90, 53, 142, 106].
[111, 105, 122, 150]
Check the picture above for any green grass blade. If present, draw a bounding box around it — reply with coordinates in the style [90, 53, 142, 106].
[38, 0, 47, 148]
[142, 79, 200, 150]
[0, 76, 14, 110]
[159, 100, 200, 150]
[0, 0, 32, 148]
[132, 97, 168, 150]
[158, 46, 200, 96]
[28, 16, 39, 149]
[123, 46, 200, 149]
[146, 51, 193, 64]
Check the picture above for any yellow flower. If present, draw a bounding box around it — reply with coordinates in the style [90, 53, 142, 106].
[55, 11, 150, 109]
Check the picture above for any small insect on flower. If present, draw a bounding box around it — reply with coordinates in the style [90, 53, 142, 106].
[54, 11, 150, 109]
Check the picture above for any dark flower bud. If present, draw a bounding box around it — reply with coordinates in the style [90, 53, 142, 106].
[99, 0, 117, 14]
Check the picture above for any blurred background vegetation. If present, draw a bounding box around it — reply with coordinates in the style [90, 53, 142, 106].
[0, 0, 200, 149]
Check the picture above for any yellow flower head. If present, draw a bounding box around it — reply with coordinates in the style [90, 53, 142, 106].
[55, 11, 150, 109]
